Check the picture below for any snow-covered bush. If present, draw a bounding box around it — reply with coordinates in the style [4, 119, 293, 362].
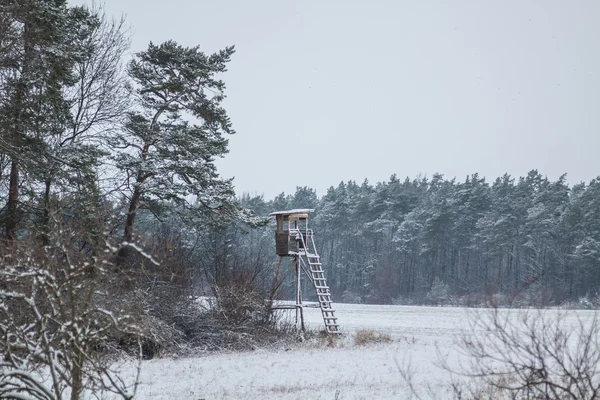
[0, 234, 143, 400]
[425, 277, 450, 305]
[391, 296, 415, 305]
[341, 289, 363, 304]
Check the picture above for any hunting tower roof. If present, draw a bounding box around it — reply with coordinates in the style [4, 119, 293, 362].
[268, 208, 314, 217]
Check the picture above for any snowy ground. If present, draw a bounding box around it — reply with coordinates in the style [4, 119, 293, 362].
[108, 303, 597, 400]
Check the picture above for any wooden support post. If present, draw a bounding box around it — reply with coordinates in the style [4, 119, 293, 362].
[269, 257, 284, 303]
[295, 256, 305, 331]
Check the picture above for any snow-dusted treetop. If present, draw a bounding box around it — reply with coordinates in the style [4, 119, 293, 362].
[268, 208, 314, 217]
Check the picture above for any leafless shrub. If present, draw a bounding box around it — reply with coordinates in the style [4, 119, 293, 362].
[0, 231, 143, 399]
[444, 308, 600, 399]
[341, 289, 363, 304]
[115, 258, 297, 355]
[212, 270, 270, 326]
[399, 307, 600, 400]
[450, 308, 600, 400]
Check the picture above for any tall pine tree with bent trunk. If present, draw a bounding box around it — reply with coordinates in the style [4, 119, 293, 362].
[114, 41, 237, 259]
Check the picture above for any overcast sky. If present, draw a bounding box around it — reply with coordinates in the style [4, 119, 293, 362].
[90, 0, 599, 198]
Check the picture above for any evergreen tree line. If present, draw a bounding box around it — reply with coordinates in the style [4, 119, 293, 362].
[237, 171, 600, 306]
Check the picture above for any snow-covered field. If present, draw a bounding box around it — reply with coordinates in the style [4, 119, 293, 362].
[110, 303, 597, 400]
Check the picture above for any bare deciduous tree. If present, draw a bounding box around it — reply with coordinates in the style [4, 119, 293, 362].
[0, 221, 143, 400]
[38, 5, 131, 244]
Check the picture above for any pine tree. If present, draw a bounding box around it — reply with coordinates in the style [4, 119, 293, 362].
[0, 0, 93, 240]
[114, 41, 237, 252]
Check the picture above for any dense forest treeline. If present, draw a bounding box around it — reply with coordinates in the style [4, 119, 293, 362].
[231, 171, 600, 306]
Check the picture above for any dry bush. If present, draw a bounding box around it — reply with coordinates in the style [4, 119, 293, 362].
[212, 270, 270, 326]
[448, 308, 600, 399]
[116, 262, 298, 355]
[0, 234, 144, 400]
[309, 329, 344, 348]
[400, 307, 600, 400]
[354, 329, 393, 346]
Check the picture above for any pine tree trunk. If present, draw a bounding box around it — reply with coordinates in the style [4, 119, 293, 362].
[118, 136, 152, 264]
[117, 183, 143, 264]
[6, 21, 33, 242]
[40, 179, 52, 245]
[123, 185, 142, 244]
[6, 159, 19, 241]
[6, 70, 26, 242]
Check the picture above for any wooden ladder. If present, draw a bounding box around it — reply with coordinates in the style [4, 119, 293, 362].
[305, 252, 340, 334]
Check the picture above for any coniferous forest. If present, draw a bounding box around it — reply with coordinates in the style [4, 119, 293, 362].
[237, 172, 600, 307]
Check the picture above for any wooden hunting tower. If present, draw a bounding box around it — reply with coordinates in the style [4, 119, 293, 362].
[268, 209, 340, 334]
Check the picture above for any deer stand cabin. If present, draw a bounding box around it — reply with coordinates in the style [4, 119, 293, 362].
[268, 209, 340, 334]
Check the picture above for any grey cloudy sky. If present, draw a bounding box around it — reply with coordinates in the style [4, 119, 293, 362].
[95, 0, 599, 198]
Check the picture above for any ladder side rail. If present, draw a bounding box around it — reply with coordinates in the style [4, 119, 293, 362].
[305, 228, 314, 254]
[297, 254, 315, 283]
[309, 229, 319, 258]
[295, 228, 318, 283]
[291, 227, 310, 256]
